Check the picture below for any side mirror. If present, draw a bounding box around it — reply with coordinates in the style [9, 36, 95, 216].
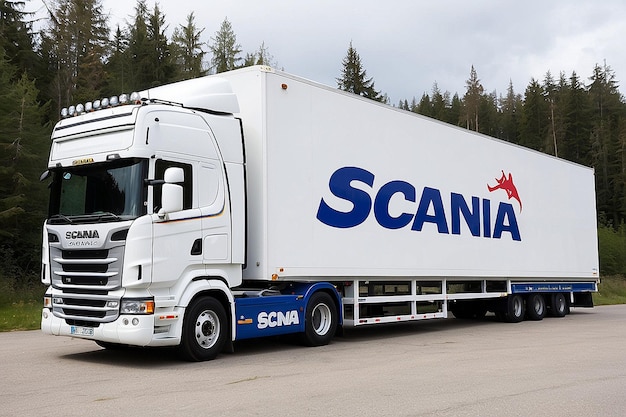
[159, 167, 184, 215]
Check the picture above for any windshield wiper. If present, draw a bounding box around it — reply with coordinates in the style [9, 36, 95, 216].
[48, 214, 73, 225]
[93, 212, 122, 222]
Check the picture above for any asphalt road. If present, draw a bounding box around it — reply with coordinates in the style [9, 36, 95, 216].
[1, 305, 625, 417]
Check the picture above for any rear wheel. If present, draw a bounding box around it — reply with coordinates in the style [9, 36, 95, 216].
[302, 292, 338, 346]
[525, 294, 546, 321]
[549, 293, 568, 317]
[504, 294, 525, 323]
[178, 297, 227, 361]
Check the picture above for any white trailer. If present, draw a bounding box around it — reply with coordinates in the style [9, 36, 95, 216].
[41, 66, 599, 360]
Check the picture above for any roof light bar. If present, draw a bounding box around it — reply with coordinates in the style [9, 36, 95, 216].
[60, 92, 141, 119]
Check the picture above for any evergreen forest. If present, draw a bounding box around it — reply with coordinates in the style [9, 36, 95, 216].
[2, 0, 626, 294]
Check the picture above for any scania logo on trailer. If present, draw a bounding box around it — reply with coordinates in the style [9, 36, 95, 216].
[316, 166, 522, 241]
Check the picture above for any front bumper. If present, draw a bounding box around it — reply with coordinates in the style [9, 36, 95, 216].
[41, 308, 156, 346]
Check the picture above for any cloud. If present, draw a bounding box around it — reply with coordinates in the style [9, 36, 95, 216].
[30, 0, 626, 103]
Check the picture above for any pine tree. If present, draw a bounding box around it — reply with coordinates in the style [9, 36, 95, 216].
[431, 83, 449, 122]
[0, 0, 39, 77]
[337, 41, 383, 102]
[209, 18, 242, 73]
[448, 93, 462, 126]
[479, 90, 499, 137]
[147, 3, 176, 86]
[562, 71, 593, 165]
[462, 65, 484, 131]
[241, 42, 276, 68]
[172, 12, 207, 80]
[0, 50, 50, 279]
[104, 25, 130, 94]
[499, 80, 521, 143]
[416, 93, 432, 117]
[40, 0, 110, 113]
[588, 63, 625, 224]
[126, 0, 151, 90]
[542, 71, 565, 156]
[519, 79, 548, 151]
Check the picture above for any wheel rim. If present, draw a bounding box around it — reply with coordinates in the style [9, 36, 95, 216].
[195, 309, 220, 350]
[533, 297, 544, 315]
[556, 295, 565, 313]
[312, 303, 332, 336]
[513, 297, 523, 317]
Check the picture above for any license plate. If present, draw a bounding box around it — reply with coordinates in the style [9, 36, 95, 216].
[70, 326, 94, 336]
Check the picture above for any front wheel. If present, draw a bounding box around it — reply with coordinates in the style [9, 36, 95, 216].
[302, 292, 338, 347]
[178, 296, 227, 361]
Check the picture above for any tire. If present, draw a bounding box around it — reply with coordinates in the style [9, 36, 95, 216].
[302, 292, 338, 347]
[178, 297, 227, 361]
[525, 294, 546, 321]
[503, 294, 525, 323]
[549, 293, 567, 317]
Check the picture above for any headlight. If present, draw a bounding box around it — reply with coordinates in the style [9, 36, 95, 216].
[120, 298, 154, 315]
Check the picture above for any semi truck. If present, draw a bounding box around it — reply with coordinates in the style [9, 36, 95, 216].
[41, 66, 599, 361]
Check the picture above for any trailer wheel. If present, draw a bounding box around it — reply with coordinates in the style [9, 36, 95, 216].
[525, 294, 546, 321]
[504, 294, 525, 323]
[178, 296, 227, 361]
[302, 292, 338, 347]
[549, 293, 567, 317]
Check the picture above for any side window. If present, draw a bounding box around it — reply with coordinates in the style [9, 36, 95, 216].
[154, 160, 193, 210]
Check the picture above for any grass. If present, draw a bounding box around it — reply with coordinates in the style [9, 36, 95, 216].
[0, 299, 42, 332]
[0, 279, 44, 332]
[0, 277, 624, 332]
[594, 275, 626, 305]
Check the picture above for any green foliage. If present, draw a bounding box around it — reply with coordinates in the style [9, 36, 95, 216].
[0, 269, 42, 331]
[39, 0, 110, 114]
[597, 222, 626, 276]
[0, 48, 50, 282]
[594, 275, 626, 305]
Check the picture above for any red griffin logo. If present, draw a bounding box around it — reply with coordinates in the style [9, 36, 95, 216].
[487, 170, 522, 211]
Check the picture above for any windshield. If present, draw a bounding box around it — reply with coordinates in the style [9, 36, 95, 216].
[48, 159, 148, 224]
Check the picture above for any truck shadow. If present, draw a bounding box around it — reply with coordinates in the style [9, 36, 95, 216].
[59, 312, 588, 367]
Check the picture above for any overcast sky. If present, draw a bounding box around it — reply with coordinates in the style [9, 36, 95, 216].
[31, 0, 626, 104]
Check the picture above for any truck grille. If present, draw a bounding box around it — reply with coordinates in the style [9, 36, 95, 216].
[49, 245, 125, 324]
